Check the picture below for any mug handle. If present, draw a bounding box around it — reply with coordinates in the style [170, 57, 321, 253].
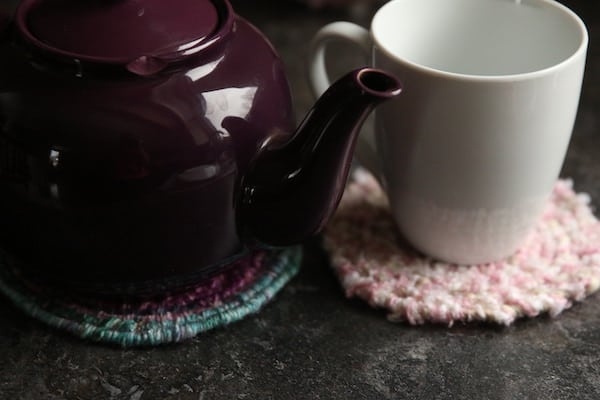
[308, 22, 382, 178]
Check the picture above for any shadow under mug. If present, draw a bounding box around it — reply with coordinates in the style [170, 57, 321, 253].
[309, 0, 588, 264]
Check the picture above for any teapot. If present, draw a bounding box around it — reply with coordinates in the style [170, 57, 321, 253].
[0, 0, 401, 293]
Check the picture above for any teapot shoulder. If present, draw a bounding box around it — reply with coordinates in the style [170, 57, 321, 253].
[180, 16, 296, 168]
[0, 15, 295, 169]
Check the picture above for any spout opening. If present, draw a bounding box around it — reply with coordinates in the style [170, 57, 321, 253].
[357, 68, 402, 98]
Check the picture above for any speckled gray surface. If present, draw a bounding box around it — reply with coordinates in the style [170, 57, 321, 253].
[1, 1, 600, 399]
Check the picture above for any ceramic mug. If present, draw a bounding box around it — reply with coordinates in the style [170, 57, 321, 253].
[309, 0, 588, 264]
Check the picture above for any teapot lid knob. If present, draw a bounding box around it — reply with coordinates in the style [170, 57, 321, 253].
[14, 0, 233, 71]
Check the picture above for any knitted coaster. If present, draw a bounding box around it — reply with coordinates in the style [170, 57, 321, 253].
[0, 247, 301, 346]
[324, 168, 600, 326]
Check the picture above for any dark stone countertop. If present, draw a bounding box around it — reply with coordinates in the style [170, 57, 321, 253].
[1, 1, 599, 399]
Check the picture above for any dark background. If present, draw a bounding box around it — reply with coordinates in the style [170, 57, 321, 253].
[1, 1, 599, 399]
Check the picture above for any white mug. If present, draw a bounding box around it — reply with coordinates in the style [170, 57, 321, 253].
[309, 0, 588, 264]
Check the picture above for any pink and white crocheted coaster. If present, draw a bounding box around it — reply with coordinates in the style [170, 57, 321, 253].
[323, 169, 600, 326]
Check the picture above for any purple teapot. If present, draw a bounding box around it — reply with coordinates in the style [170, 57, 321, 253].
[0, 0, 400, 293]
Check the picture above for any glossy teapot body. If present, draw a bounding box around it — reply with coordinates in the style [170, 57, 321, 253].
[0, 2, 293, 290]
[0, 0, 401, 293]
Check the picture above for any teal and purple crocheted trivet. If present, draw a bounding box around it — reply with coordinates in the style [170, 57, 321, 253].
[0, 247, 301, 347]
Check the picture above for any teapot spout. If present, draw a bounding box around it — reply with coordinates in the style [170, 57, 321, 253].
[238, 68, 402, 246]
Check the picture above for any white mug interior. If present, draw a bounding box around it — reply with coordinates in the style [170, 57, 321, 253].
[372, 0, 587, 77]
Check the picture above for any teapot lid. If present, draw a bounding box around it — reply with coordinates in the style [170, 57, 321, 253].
[15, 0, 233, 74]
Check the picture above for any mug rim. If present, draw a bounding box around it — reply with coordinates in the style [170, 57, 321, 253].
[371, 0, 589, 82]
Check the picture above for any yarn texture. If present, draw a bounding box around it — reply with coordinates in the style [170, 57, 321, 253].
[324, 169, 600, 325]
[0, 247, 301, 346]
